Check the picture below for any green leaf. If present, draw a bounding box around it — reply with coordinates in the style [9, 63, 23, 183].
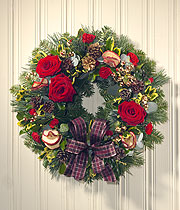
[16, 112, 24, 121]
[106, 37, 114, 51]
[31, 125, 41, 132]
[59, 163, 66, 174]
[60, 124, 69, 133]
[57, 103, 66, 111]
[50, 49, 59, 56]
[77, 28, 85, 37]
[107, 84, 120, 96]
[19, 129, 26, 135]
[43, 159, 49, 168]
[60, 139, 67, 151]
[136, 63, 144, 70]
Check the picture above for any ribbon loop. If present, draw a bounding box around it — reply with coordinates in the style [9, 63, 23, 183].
[68, 117, 87, 142]
[90, 119, 109, 145]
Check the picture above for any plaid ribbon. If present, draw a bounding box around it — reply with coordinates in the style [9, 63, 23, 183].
[64, 117, 116, 182]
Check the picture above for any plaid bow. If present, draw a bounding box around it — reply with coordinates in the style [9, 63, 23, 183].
[64, 117, 116, 182]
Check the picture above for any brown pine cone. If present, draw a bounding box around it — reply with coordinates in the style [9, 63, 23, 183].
[43, 101, 54, 113]
[30, 96, 44, 110]
[61, 58, 74, 71]
[88, 42, 101, 59]
[57, 149, 69, 163]
[82, 56, 96, 71]
[131, 80, 145, 93]
[119, 89, 131, 100]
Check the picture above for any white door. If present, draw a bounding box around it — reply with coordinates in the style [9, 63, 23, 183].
[0, 0, 180, 210]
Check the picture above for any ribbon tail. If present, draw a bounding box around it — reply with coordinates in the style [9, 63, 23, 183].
[92, 156, 105, 174]
[101, 164, 116, 182]
[65, 152, 88, 181]
[64, 154, 76, 177]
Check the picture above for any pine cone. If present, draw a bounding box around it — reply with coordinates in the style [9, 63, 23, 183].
[88, 42, 101, 59]
[119, 89, 131, 100]
[57, 149, 69, 163]
[30, 96, 44, 110]
[114, 148, 126, 160]
[131, 80, 144, 93]
[61, 58, 74, 71]
[82, 56, 96, 71]
[43, 101, 54, 113]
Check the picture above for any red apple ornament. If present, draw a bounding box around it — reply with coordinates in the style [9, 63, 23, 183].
[42, 129, 62, 149]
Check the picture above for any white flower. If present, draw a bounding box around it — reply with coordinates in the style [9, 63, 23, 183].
[70, 53, 80, 66]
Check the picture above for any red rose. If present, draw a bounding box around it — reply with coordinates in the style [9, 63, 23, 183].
[31, 132, 41, 143]
[149, 77, 154, 83]
[118, 101, 146, 126]
[99, 67, 112, 79]
[29, 109, 36, 116]
[49, 118, 59, 128]
[127, 52, 139, 66]
[106, 130, 113, 136]
[49, 73, 76, 102]
[145, 122, 153, 135]
[36, 55, 61, 78]
[82, 33, 96, 43]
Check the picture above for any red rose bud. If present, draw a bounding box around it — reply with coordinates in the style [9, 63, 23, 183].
[36, 55, 62, 78]
[118, 101, 146, 126]
[106, 130, 113, 136]
[29, 109, 36, 116]
[49, 118, 59, 128]
[149, 77, 154, 83]
[82, 33, 96, 43]
[99, 67, 112, 79]
[145, 122, 153, 135]
[127, 52, 139, 66]
[49, 73, 76, 102]
[31, 132, 41, 144]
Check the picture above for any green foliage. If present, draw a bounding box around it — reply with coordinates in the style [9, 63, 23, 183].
[143, 129, 164, 149]
[10, 26, 169, 184]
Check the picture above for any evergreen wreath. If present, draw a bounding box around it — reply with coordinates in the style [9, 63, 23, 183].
[10, 26, 169, 183]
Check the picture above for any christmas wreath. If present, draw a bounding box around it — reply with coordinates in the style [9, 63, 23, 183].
[10, 26, 169, 183]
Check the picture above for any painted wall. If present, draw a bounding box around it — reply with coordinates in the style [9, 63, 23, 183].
[0, 0, 180, 210]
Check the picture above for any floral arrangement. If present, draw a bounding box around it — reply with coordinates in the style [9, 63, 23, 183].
[10, 26, 169, 183]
